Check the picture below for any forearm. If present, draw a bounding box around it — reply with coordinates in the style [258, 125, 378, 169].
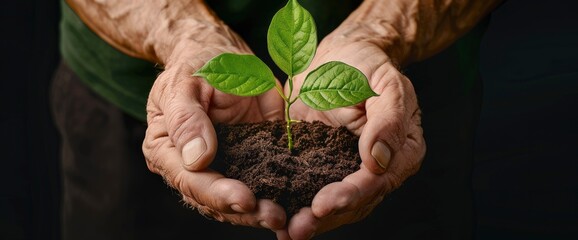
[66, 0, 246, 65]
[335, 0, 503, 66]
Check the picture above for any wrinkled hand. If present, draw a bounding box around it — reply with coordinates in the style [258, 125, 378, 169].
[277, 33, 426, 239]
[142, 39, 286, 231]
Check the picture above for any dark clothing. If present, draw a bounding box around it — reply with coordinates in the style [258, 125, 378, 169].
[58, 2, 156, 121]
[474, 0, 578, 238]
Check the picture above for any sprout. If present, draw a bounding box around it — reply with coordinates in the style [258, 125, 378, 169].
[194, 0, 377, 151]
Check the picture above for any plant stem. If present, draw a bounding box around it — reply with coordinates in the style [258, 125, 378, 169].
[286, 76, 295, 151]
[285, 100, 293, 151]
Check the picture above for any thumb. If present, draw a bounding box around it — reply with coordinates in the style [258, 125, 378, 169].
[158, 71, 218, 171]
[358, 105, 405, 175]
[176, 104, 217, 171]
[358, 79, 413, 175]
[357, 62, 422, 175]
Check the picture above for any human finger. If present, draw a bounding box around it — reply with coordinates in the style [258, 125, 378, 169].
[148, 66, 218, 171]
[183, 197, 287, 231]
[142, 112, 257, 214]
[257, 82, 285, 121]
[358, 64, 420, 174]
[289, 167, 387, 239]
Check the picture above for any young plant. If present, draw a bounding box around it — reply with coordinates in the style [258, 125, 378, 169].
[193, 0, 377, 151]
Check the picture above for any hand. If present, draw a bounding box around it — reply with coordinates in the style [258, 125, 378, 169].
[277, 31, 426, 239]
[142, 37, 287, 231]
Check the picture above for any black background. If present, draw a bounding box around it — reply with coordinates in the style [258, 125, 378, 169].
[1, 0, 61, 239]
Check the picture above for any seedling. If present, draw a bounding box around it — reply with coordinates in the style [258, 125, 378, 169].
[193, 0, 377, 151]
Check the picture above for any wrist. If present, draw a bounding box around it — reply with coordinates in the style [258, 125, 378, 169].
[342, 0, 502, 66]
[156, 22, 251, 69]
[162, 32, 251, 72]
[327, 22, 411, 68]
[329, 0, 418, 67]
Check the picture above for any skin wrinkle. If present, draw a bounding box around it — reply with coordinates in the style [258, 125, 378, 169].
[177, 176, 227, 222]
[335, 0, 502, 66]
[379, 115, 406, 152]
[260, 103, 283, 121]
[205, 87, 247, 122]
[74, 0, 156, 60]
[148, 84, 169, 120]
[196, 91, 212, 117]
[328, 172, 384, 220]
[162, 24, 238, 66]
[150, 140, 175, 186]
[342, 111, 366, 135]
[176, 172, 205, 208]
[143, 128, 163, 170]
[382, 124, 424, 190]
[368, 21, 401, 49]
[209, 99, 253, 123]
[411, 108, 422, 126]
[209, 179, 238, 210]
[368, 61, 392, 94]
[174, 170, 191, 198]
[106, 4, 137, 47]
[167, 109, 197, 149]
[152, 1, 227, 63]
[400, 1, 418, 48]
[67, 0, 237, 64]
[368, 100, 407, 151]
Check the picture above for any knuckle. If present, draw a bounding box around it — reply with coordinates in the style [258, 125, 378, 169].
[142, 139, 161, 174]
[145, 100, 162, 125]
[142, 129, 168, 176]
[148, 153, 180, 190]
[142, 106, 166, 174]
[174, 171, 190, 196]
[161, 168, 179, 190]
[148, 75, 170, 109]
[144, 158, 156, 173]
[411, 108, 423, 126]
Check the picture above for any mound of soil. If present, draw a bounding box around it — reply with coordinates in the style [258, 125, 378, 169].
[212, 120, 361, 217]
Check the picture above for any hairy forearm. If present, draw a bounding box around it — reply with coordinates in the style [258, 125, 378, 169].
[66, 0, 246, 64]
[336, 0, 503, 66]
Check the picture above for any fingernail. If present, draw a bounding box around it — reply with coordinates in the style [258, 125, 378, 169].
[182, 138, 206, 167]
[230, 204, 245, 213]
[371, 141, 391, 170]
[259, 221, 271, 229]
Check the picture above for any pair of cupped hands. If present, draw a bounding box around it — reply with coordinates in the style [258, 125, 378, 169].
[142, 24, 426, 240]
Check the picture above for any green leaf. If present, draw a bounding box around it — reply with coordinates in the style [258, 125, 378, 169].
[193, 53, 276, 96]
[300, 61, 378, 111]
[267, 0, 317, 76]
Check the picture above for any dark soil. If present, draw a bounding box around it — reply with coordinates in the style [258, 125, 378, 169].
[212, 120, 361, 217]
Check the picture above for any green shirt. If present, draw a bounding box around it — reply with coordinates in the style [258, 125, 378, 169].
[60, 1, 158, 121]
